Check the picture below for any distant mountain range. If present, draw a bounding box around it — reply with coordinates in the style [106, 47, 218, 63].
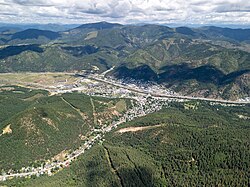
[0, 21, 249, 100]
[11, 29, 61, 40]
[0, 23, 80, 32]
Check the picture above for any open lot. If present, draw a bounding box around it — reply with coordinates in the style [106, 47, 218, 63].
[0, 72, 77, 89]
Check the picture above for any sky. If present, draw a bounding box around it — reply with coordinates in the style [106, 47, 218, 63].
[0, 0, 250, 25]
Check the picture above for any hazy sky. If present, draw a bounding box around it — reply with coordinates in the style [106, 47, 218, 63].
[0, 0, 250, 25]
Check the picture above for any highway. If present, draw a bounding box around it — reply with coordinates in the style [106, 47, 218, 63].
[0, 73, 249, 182]
[86, 75, 250, 105]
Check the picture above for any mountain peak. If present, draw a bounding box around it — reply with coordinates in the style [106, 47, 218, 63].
[76, 21, 123, 30]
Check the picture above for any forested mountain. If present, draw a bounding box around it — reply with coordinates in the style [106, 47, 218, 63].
[0, 22, 249, 186]
[0, 86, 131, 171]
[11, 29, 60, 40]
[0, 22, 249, 99]
[75, 21, 123, 30]
[3, 101, 250, 186]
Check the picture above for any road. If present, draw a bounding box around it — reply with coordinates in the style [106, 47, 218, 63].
[0, 134, 99, 181]
[86, 75, 250, 105]
[0, 89, 161, 182]
[1, 73, 249, 182]
[0, 103, 145, 182]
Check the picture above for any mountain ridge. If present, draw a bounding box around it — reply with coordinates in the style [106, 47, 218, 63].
[0, 22, 249, 100]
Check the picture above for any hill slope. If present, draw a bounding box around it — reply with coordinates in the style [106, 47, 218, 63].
[0, 22, 249, 100]
[0, 86, 131, 171]
[11, 29, 60, 40]
[2, 101, 249, 186]
[75, 21, 123, 30]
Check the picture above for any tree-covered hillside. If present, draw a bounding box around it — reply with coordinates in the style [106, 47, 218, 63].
[0, 86, 131, 171]
[2, 101, 249, 186]
[0, 22, 249, 100]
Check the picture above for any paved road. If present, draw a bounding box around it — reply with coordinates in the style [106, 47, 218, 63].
[1, 73, 249, 182]
[86, 76, 250, 105]
[0, 118, 126, 182]
[0, 136, 97, 181]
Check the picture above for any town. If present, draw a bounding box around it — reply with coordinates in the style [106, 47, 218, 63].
[0, 89, 172, 181]
[0, 71, 249, 181]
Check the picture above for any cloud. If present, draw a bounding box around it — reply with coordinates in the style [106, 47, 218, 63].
[214, 4, 250, 13]
[7, 0, 54, 6]
[0, 0, 249, 25]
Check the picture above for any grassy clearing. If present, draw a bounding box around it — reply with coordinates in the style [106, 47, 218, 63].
[84, 31, 98, 40]
[115, 99, 127, 113]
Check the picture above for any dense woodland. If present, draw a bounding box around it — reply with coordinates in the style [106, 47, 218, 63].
[0, 23, 250, 100]
[2, 100, 249, 186]
[0, 86, 129, 172]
